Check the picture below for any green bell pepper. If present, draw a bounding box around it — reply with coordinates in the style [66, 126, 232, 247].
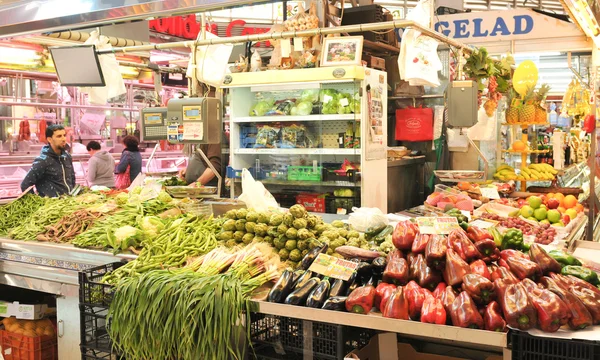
[521, 242, 531, 252]
[459, 221, 469, 231]
[501, 228, 524, 250]
[561, 265, 599, 285]
[548, 250, 582, 267]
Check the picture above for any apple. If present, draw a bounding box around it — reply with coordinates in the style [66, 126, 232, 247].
[528, 196, 543, 209]
[534, 208, 547, 221]
[561, 214, 571, 226]
[540, 219, 551, 225]
[547, 209, 561, 224]
[520, 205, 534, 218]
[547, 198, 560, 209]
[565, 208, 578, 221]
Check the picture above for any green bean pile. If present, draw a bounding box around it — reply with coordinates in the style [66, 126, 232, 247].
[102, 215, 222, 284]
[8, 197, 80, 240]
[0, 194, 47, 235]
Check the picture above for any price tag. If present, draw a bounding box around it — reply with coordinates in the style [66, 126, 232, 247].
[323, 95, 333, 103]
[434, 217, 461, 234]
[308, 253, 359, 281]
[281, 39, 291, 57]
[340, 98, 349, 107]
[416, 217, 437, 234]
[293, 37, 303, 51]
[480, 186, 500, 199]
[468, 219, 497, 229]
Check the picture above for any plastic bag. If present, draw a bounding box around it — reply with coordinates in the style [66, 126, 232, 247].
[187, 32, 234, 88]
[238, 169, 279, 212]
[348, 207, 389, 233]
[468, 107, 496, 141]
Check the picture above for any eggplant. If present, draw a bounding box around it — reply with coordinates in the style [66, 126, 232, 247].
[355, 262, 373, 284]
[346, 272, 360, 295]
[322, 296, 348, 311]
[372, 256, 387, 276]
[306, 278, 331, 308]
[285, 278, 321, 305]
[300, 244, 329, 270]
[292, 270, 305, 285]
[293, 270, 313, 290]
[329, 278, 348, 298]
[267, 270, 294, 303]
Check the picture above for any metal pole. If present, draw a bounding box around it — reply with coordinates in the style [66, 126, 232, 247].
[0, 100, 140, 112]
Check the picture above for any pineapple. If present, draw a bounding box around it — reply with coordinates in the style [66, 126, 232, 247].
[506, 88, 520, 124]
[534, 84, 551, 124]
[519, 86, 536, 124]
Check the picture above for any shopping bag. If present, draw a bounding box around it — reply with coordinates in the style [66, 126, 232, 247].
[115, 166, 131, 190]
[395, 106, 434, 141]
[238, 168, 278, 212]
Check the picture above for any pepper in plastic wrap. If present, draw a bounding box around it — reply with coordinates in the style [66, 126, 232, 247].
[392, 220, 418, 250]
[501, 282, 537, 330]
[450, 292, 484, 329]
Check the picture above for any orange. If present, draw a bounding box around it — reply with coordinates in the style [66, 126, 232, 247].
[575, 203, 584, 213]
[557, 207, 566, 214]
[563, 195, 578, 209]
[547, 193, 555, 199]
[553, 193, 565, 207]
[512, 140, 527, 151]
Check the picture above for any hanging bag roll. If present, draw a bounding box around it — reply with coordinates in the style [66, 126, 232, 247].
[395, 106, 434, 141]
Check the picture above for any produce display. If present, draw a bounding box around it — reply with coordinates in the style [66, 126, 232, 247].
[249, 89, 360, 117]
[1, 318, 55, 338]
[0, 194, 46, 234]
[494, 163, 557, 181]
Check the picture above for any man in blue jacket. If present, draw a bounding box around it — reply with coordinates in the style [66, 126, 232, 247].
[20, 124, 76, 197]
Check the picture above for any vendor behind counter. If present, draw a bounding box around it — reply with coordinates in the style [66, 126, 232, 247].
[181, 144, 223, 187]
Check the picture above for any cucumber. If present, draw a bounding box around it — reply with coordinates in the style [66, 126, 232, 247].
[365, 224, 387, 238]
[373, 225, 393, 243]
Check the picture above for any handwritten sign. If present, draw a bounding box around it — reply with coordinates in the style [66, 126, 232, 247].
[308, 254, 359, 281]
[469, 219, 498, 229]
[417, 217, 461, 234]
[480, 186, 500, 200]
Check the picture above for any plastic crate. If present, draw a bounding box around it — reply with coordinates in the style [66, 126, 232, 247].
[79, 262, 124, 308]
[226, 166, 259, 180]
[296, 193, 326, 213]
[510, 330, 600, 360]
[288, 166, 322, 182]
[0, 330, 57, 360]
[80, 347, 114, 360]
[249, 313, 375, 360]
[322, 169, 358, 183]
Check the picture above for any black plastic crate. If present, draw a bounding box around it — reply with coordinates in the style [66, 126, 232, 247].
[510, 330, 600, 360]
[249, 313, 375, 360]
[80, 346, 114, 360]
[80, 305, 112, 352]
[79, 262, 124, 308]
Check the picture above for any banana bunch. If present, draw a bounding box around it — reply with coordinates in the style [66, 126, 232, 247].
[493, 164, 517, 181]
[517, 163, 557, 181]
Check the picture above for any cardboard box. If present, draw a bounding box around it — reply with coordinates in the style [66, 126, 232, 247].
[0, 302, 48, 320]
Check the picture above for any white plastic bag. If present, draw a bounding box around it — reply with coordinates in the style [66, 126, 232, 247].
[238, 169, 279, 212]
[348, 207, 389, 233]
[186, 32, 234, 88]
[468, 107, 497, 141]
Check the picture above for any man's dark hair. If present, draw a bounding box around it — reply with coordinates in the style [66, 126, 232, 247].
[46, 124, 65, 139]
[122, 135, 140, 151]
[86, 141, 101, 152]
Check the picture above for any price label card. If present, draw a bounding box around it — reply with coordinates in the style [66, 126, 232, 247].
[323, 95, 333, 103]
[308, 253, 359, 281]
[434, 217, 461, 234]
[480, 186, 500, 200]
[281, 38, 291, 57]
[416, 217, 437, 234]
[468, 219, 497, 229]
[293, 37, 303, 51]
[340, 98, 349, 107]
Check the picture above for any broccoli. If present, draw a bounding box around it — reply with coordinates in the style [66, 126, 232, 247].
[245, 222, 257, 233]
[289, 204, 307, 219]
[283, 213, 294, 226]
[314, 224, 327, 235]
[289, 249, 302, 262]
[302, 249, 309, 257]
[293, 218, 308, 230]
[254, 223, 268, 236]
[254, 236, 265, 243]
[267, 227, 279, 238]
[258, 212, 271, 224]
[225, 210, 238, 220]
[273, 236, 287, 250]
[330, 237, 346, 250]
[297, 240, 308, 251]
[338, 229, 349, 238]
[246, 211, 259, 223]
[264, 236, 273, 245]
[242, 233, 254, 245]
[235, 219, 247, 232]
[277, 224, 289, 235]
[219, 231, 234, 241]
[225, 239, 237, 248]
[234, 231, 245, 242]
[279, 249, 290, 261]
[285, 240, 297, 251]
[347, 230, 360, 239]
[269, 214, 284, 227]
[332, 220, 345, 228]
[223, 219, 236, 231]
[297, 228, 311, 240]
[286, 228, 298, 240]
[236, 209, 248, 220]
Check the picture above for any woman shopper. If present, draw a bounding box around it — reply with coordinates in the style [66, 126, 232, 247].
[86, 141, 115, 188]
[115, 135, 142, 189]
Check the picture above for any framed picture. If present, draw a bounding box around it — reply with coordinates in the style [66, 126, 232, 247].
[320, 36, 363, 67]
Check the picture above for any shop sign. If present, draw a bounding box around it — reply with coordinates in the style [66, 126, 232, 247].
[149, 15, 273, 46]
[434, 9, 584, 43]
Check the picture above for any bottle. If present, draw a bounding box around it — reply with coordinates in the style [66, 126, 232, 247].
[344, 122, 354, 148]
[353, 122, 361, 149]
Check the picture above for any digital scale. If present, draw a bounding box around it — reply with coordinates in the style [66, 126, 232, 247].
[140, 107, 168, 141]
[166, 97, 221, 145]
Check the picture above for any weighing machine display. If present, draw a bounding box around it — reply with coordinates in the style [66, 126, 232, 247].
[140, 107, 168, 141]
[166, 97, 221, 145]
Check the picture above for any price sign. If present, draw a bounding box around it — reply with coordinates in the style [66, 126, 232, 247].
[416, 217, 461, 234]
[480, 186, 500, 200]
[468, 219, 498, 229]
[308, 253, 359, 281]
[416, 217, 437, 234]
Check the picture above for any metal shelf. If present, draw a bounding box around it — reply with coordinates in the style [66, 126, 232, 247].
[234, 148, 359, 156]
[233, 114, 357, 123]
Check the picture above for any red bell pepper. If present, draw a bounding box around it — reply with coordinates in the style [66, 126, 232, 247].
[569, 285, 600, 325]
[462, 273, 496, 305]
[443, 249, 471, 287]
[493, 278, 515, 308]
[567, 275, 600, 297]
[466, 226, 493, 243]
[484, 301, 507, 332]
[382, 286, 409, 320]
[474, 239, 497, 259]
[346, 284, 376, 314]
[425, 235, 448, 270]
[440, 286, 457, 323]
[540, 276, 593, 330]
[470, 260, 491, 280]
[521, 278, 570, 332]
[449, 229, 481, 262]
[405, 280, 426, 320]
[500, 249, 530, 261]
[450, 292, 484, 329]
[491, 266, 518, 283]
[501, 283, 537, 330]
[415, 254, 443, 292]
[498, 258, 510, 270]
[383, 250, 410, 285]
[380, 286, 396, 312]
[421, 295, 446, 325]
[392, 220, 418, 250]
[374, 282, 396, 311]
[412, 233, 431, 254]
[506, 256, 542, 281]
[433, 282, 447, 299]
[529, 244, 562, 275]
[407, 252, 418, 280]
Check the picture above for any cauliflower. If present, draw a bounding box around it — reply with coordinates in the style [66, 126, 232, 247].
[289, 249, 302, 262]
[242, 233, 254, 245]
[278, 248, 290, 261]
[285, 240, 297, 251]
[234, 231, 245, 242]
[138, 216, 164, 240]
[246, 211, 259, 222]
[223, 219, 237, 231]
[285, 228, 298, 240]
[112, 226, 142, 251]
[331, 220, 345, 228]
[269, 214, 284, 227]
[283, 213, 294, 226]
[236, 208, 248, 220]
[297, 240, 308, 251]
[297, 228, 311, 240]
[235, 219, 247, 232]
[225, 210, 238, 220]
[277, 224, 289, 235]
[289, 204, 307, 219]
[245, 222, 257, 233]
[293, 218, 308, 230]
[157, 191, 172, 204]
[258, 212, 271, 224]
[254, 223, 268, 237]
[225, 239, 237, 248]
[273, 236, 287, 250]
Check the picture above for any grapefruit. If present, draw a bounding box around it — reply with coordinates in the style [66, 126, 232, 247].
[520, 205, 534, 218]
[563, 195, 578, 209]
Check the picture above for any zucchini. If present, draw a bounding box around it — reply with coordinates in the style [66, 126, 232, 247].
[373, 225, 393, 244]
[365, 224, 387, 238]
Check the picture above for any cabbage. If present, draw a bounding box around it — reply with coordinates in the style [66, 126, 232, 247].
[157, 191, 172, 204]
[295, 101, 313, 116]
[300, 89, 319, 103]
[250, 101, 271, 116]
[319, 89, 338, 104]
[138, 216, 165, 240]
